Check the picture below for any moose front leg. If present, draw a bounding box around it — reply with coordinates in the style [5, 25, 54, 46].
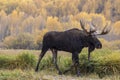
[88, 46, 95, 61]
[88, 51, 90, 61]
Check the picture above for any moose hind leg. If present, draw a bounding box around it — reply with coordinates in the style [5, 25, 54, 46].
[35, 48, 48, 72]
[51, 49, 62, 75]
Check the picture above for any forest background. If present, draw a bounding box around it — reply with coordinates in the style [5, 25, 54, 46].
[0, 0, 120, 50]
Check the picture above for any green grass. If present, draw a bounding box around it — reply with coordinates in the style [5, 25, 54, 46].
[0, 69, 120, 80]
[0, 49, 120, 79]
[0, 69, 41, 80]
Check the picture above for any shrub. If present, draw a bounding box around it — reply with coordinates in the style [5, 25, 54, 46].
[0, 55, 15, 69]
[3, 36, 17, 49]
[3, 33, 37, 49]
[16, 51, 36, 69]
[0, 51, 36, 69]
[95, 52, 120, 78]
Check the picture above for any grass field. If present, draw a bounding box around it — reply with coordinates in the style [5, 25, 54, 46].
[0, 69, 120, 80]
[0, 69, 99, 80]
[0, 49, 120, 80]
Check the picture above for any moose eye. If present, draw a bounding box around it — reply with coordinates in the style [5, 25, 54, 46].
[91, 34, 96, 38]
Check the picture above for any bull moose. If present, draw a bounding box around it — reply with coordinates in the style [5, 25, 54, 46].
[35, 20, 110, 76]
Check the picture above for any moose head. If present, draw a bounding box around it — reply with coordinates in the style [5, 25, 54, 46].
[80, 20, 110, 61]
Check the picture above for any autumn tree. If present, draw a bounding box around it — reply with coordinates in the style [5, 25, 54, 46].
[113, 21, 120, 35]
[0, 0, 120, 49]
[0, 10, 9, 41]
[46, 16, 63, 31]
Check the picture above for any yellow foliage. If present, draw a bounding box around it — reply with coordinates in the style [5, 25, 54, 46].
[0, 0, 120, 49]
[104, 0, 112, 20]
[0, 10, 7, 17]
[113, 21, 120, 35]
[74, 12, 108, 30]
[46, 16, 63, 31]
[74, 12, 91, 21]
[89, 13, 110, 31]
[3, 36, 17, 48]
[35, 29, 48, 45]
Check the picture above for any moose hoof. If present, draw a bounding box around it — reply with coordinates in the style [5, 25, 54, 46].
[63, 70, 68, 74]
[77, 74, 80, 77]
[58, 71, 62, 75]
[76, 71, 81, 77]
[35, 68, 39, 72]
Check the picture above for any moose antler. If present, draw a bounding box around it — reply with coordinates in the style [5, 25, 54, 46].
[80, 20, 88, 33]
[80, 20, 110, 35]
[80, 20, 97, 34]
[95, 23, 111, 35]
[89, 22, 96, 33]
[100, 23, 111, 35]
[88, 21, 111, 35]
